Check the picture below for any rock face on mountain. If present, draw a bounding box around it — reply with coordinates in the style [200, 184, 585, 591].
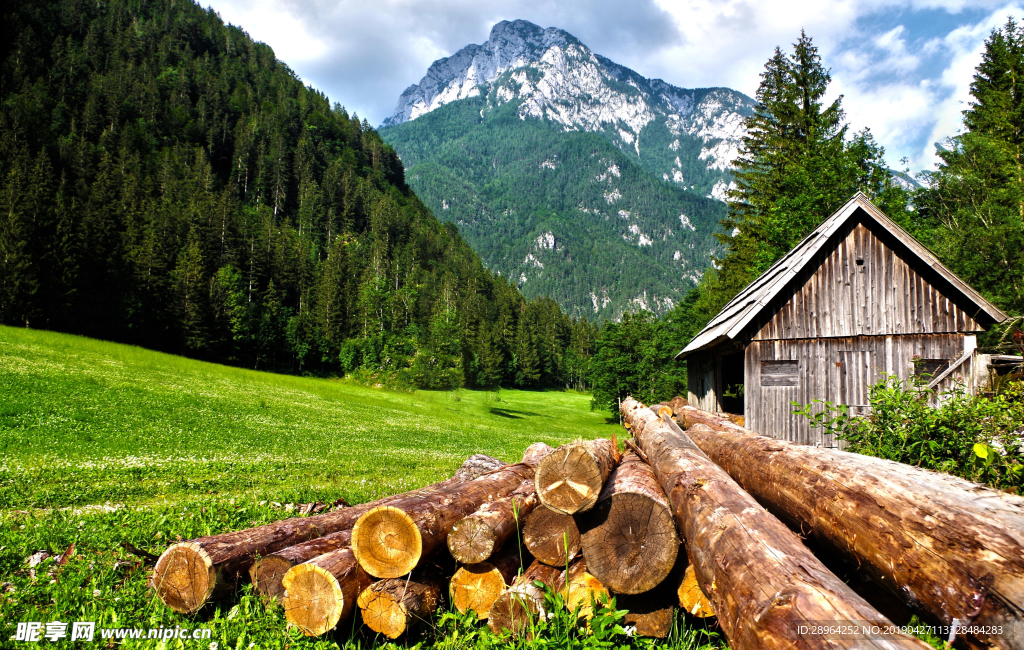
[381, 20, 756, 320]
[383, 20, 754, 197]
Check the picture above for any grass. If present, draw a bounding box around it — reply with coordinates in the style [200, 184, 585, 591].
[0, 326, 724, 649]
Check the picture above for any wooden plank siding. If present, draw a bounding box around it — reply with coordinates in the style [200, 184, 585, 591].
[744, 334, 964, 446]
[749, 220, 982, 341]
[687, 351, 720, 412]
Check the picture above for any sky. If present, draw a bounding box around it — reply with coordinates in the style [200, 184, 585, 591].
[201, 0, 1022, 172]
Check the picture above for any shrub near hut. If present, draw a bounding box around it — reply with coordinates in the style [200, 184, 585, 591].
[794, 376, 1024, 492]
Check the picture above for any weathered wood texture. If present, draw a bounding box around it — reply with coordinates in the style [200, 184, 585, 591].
[535, 439, 618, 515]
[678, 404, 1024, 650]
[357, 570, 443, 639]
[745, 333, 964, 445]
[522, 504, 581, 566]
[622, 397, 930, 650]
[448, 479, 539, 564]
[353, 445, 549, 579]
[449, 544, 525, 620]
[750, 221, 981, 341]
[579, 451, 678, 594]
[152, 454, 502, 613]
[280, 545, 372, 636]
[488, 560, 564, 638]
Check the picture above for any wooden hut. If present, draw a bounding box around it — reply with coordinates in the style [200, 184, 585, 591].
[678, 193, 1008, 447]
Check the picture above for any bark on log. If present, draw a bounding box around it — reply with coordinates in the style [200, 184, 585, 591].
[679, 564, 714, 618]
[152, 455, 501, 613]
[449, 544, 525, 620]
[535, 439, 618, 514]
[621, 397, 930, 650]
[251, 530, 351, 603]
[352, 445, 551, 579]
[676, 405, 1024, 650]
[448, 479, 539, 564]
[560, 557, 609, 621]
[357, 570, 443, 639]
[488, 560, 563, 638]
[579, 451, 678, 594]
[280, 545, 372, 636]
[522, 504, 581, 566]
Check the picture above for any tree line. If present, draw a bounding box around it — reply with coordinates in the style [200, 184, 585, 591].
[0, 0, 595, 391]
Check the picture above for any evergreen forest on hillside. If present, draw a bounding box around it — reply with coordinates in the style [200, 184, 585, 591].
[381, 92, 727, 321]
[0, 0, 595, 390]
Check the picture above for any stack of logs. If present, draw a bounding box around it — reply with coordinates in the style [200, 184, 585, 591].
[151, 397, 1024, 649]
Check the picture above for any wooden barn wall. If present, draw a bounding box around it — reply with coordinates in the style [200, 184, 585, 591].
[687, 351, 720, 412]
[749, 220, 982, 342]
[745, 334, 963, 446]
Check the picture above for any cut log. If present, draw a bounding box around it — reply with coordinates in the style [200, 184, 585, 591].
[678, 564, 714, 618]
[280, 545, 372, 637]
[251, 530, 352, 603]
[352, 444, 552, 579]
[534, 438, 617, 514]
[621, 397, 930, 650]
[675, 404, 1024, 650]
[448, 479, 539, 564]
[449, 544, 525, 620]
[667, 395, 688, 414]
[559, 557, 608, 621]
[579, 451, 678, 594]
[153, 454, 502, 613]
[522, 504, 581, 566]
[357, 570, 443, 639]
[488, 560, 563, 638]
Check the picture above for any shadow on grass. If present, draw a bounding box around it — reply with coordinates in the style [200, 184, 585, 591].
[488, 407, 548, 419]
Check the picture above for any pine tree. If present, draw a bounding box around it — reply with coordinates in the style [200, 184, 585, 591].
[915, 19, 1024, 315]
[717, 32, 908, 306]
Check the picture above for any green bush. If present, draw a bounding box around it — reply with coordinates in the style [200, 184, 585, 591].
[793, 376, 1024, 492]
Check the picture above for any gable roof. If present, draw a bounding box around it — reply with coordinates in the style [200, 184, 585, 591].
[678, 192, 1008, 358]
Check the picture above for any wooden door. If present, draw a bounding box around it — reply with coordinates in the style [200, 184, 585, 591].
[838, 350, 874, 416]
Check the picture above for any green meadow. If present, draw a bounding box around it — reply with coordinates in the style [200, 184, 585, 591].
[0, 326, 724, 649]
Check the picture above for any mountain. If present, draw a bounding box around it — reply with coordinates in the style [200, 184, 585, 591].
[380, 20, 756, 320]
[1, 0, 593, 391]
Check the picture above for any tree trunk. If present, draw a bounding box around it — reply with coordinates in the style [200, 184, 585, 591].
[352, 444, 552, 579]
[251, 530, 351, 603]
[535, 438, 618, 514]
[560, 557, 608, 621]
[153, 454, 502, 613]
[357, 570, 443, 639]
[676, 404, 1024, 650]
[448, 479, 539, 564]
[579, 450, 679, 594]
[621, 397, 930, 650]
[488, 559, 563, 638]
[280, 545, 372, 637]
[522, 504, 581, 566]
[449, 543, 525, 620]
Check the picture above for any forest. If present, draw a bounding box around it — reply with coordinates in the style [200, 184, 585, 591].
[0, 0, 594, 391]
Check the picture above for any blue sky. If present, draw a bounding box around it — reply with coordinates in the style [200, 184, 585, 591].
[201, 0, 1021, 172]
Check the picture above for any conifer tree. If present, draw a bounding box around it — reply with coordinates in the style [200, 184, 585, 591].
[915, 19, 1024, 315]
[698, 31, 908, 323]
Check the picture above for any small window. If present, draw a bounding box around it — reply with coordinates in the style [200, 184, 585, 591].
[761, 360, 798, 387]
[914, 358, 950, 378]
